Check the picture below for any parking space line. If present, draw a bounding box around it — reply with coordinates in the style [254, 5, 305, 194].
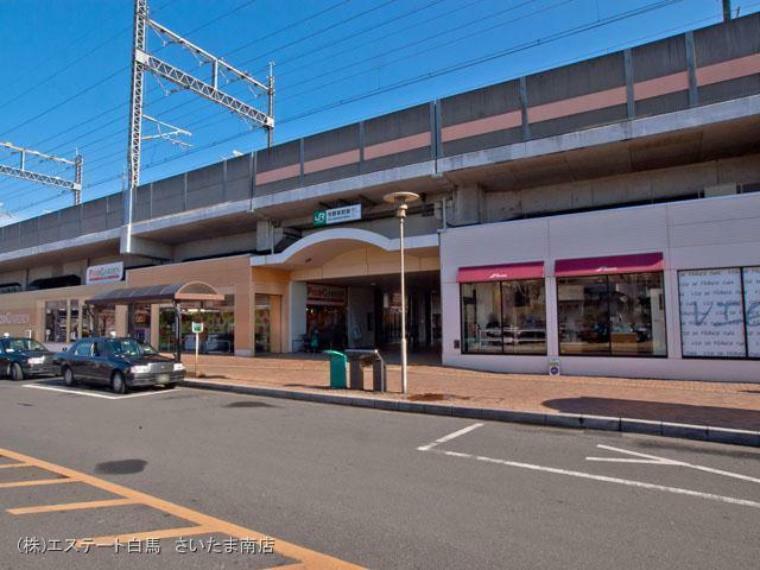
[7, 497, 137, 515]
[0, 462, 31, 469]
[78, 525, 214, 548]
[417, 422, 484, 451]
[592, 444, 760, 485]
[0, 447, 362, 568]
[23, 383, 182, 400]
[418, 427, 760, 511]
[0, 478, 76, 489]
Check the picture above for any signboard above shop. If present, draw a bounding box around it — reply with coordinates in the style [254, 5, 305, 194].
[0, 310, 33, 326]
[86, 262, 124, 286]
[313, 204, 361, 227]
[307, 284, 347, 306]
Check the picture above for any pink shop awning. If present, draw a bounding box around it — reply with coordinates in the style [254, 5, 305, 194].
[555, 252, 664, 277]
[457, 261, 544, 283]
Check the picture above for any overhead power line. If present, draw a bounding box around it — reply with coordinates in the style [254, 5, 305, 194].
[27, 0, 547, 175]
[65, 0, 688, 199]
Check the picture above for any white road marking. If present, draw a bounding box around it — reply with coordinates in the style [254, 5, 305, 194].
[591, 444, 760, 485]
[23, 384, 180, 400]
[587, 445, 680, 465]
[430, 448, 760, 510]
[416, 423, 484, 451]
[419, 427, 760, 510]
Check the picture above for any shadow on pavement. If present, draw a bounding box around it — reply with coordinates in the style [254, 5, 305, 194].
[543, 396, 760, 431]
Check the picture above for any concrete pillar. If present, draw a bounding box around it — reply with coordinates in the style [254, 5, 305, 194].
[289, 281, 307, 353]
[256, 220, 301, 253]
[150, 304, 160, 347]
[452, 185, 485, 226]
[115, 305, 128, 336]
[545, 276, 559, 358]
[256, 219, 274, 252]
[235, 283, 253, 357]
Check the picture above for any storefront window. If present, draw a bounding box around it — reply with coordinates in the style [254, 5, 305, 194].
[44, 300, 67, 343]
[81, 304, 93, 337]
[558, 272, 666, 357]
[306, 284, 347, 351]
[501, 280, 546, 355]
[160, 296, 235, 355]
[462, 282, 501, 353]
[128, 304, 151, 343]
[462, 279, 546, 355]
[255, 295, 272, 353]
[69, 300, 80, 342]
[745, 267, 760, 358]
[679, 267, 759, 359]
[96, 306, 116, 337]
[158, 308, 177, 353]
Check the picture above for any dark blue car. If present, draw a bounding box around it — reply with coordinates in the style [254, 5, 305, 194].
[0, 337, 57, 381]
[56, 337, 185, 394]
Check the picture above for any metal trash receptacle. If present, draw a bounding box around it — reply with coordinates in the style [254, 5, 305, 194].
[344, 349, 386, 392]
[323, 350, 348, 389]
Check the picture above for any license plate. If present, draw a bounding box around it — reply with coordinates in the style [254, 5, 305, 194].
[156, 374, 170, 384]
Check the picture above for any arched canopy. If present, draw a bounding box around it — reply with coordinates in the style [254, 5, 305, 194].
[87, 281, 224, 305]
[252, 228, 439, 268]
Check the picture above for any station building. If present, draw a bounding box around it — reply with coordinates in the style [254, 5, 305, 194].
[0, 14, 758, 381]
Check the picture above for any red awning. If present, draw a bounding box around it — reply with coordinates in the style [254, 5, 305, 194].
[555, 252, 664, 277]
[457, 261, 544, 283]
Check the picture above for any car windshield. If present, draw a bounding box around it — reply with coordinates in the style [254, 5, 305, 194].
[106, 339, 158, 357]
[5, 339, 46, 353]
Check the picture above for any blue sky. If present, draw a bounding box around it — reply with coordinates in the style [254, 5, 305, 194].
[0, 0, 757, 223]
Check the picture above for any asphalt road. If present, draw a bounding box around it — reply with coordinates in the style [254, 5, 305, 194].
[0, 376, 759, 569]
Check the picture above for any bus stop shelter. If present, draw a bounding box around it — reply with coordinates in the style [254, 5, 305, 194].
[87, 281, 225, 361]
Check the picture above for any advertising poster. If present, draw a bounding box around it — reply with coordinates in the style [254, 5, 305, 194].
[743, 267, 760, 358]
[678, 268, 746, 358]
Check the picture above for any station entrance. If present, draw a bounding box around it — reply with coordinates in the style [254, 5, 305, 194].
[301, 271, 441, 356]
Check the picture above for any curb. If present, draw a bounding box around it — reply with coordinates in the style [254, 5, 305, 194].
[181, 379, 760, 448]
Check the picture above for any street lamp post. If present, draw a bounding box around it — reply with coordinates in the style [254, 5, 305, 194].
[383, 191, 420, 394]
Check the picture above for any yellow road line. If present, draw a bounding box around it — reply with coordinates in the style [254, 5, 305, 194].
[0, 463, 30, 469]
[78, 525, 214, 547]
[8, 497, 137, 515]
[0, 448, 363, 569]
[0, 478, 76, 489]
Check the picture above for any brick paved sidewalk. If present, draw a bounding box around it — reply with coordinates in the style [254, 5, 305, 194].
[185, 354, 760, 432]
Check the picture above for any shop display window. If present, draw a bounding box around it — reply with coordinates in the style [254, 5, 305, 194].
[558, 272, 666, 357]
[159, 295, 235, 355]
[44, 300, 67, 343]
[128, 303, 152, 343]
[679, 266, 760, 359]
[461, 279, 546, 355]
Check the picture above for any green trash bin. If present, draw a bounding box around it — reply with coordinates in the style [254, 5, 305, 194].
[323, 350, 348, 389]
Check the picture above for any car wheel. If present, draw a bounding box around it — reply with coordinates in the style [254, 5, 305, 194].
[165, 383, 177, 390]
[11, 363, 24, 382]
[63, 367, 76, 387]
[111, 371, 127, 395]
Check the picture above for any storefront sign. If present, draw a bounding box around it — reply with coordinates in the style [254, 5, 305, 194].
[678, 269, 746, 358]
[0, 310, 33, 326]
[86, 262, 124, 285]
[313, 204, 361, 227]
[307, 284, 346, 306]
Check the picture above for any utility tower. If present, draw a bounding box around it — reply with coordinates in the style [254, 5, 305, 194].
[0, 142, 83, 206]
[124, 0, 275, 254]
